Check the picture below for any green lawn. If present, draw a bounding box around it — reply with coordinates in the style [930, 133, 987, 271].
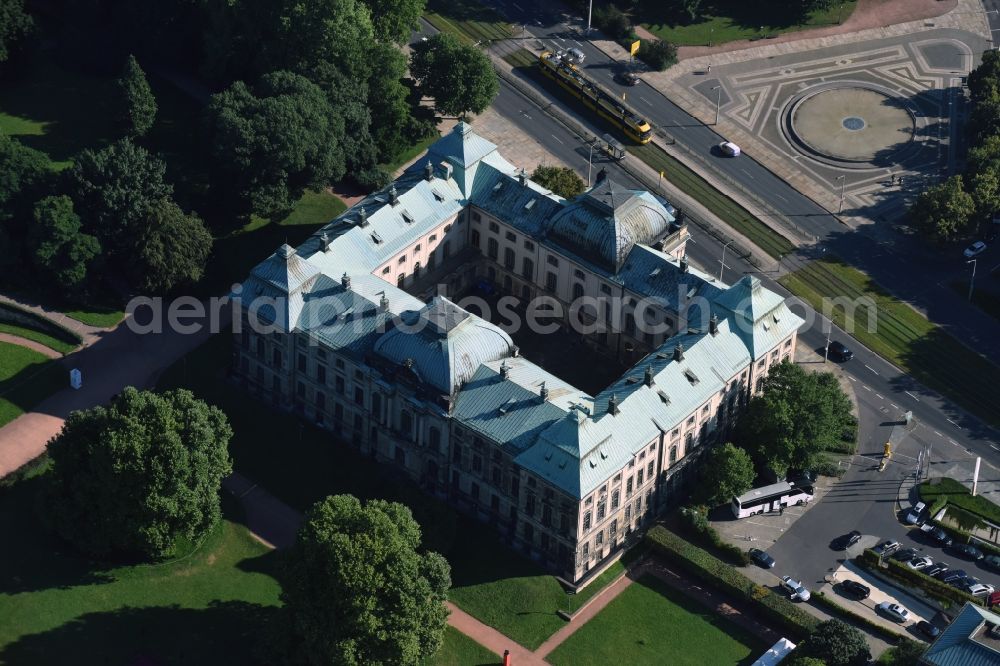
[642, 0, 858, 46]
[0, 55, 117, 170]
[0, 341, 66, 427]
[382, 133, 441, 175]
[779, 257, 1000, 426]
[62, 307, 125, 328]
[424, 0, 512, 45]
[0, 467, 282, 665]
[920, 477, 1000, 528]
[547, 574, 765, 666]
[0, 323, 76, 355]
[157, 333, 638, 650]
[426, 627, 498, 666]
[950, 280, 1000, 323]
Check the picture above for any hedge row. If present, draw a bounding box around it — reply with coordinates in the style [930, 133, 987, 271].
[811, 591, 901, 643]
[857, 549, 983, 608]
[0, 302, 82, 347]
[925, 515, 1000, 558]
[646, 525, 817, 639]
[678, 506, 750, 566]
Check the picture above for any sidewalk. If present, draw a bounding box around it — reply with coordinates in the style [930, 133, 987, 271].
[0, 332, 63, 359]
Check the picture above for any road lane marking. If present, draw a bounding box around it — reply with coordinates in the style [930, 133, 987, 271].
[947, 418, 959, 427]
[904, 391, 920, 401]
[513, 2, 523, 9]
[573, 40, 582, 46]
[890, 403, 897, 408]
[848, 376, 857, 381]
[992, 444, 1000, 452]
[862, 385, 871, 391]
[550, 134, 564, 144]
[639, 95, 651, 105]
[934, 431, 942, 436]
[949, 439, 959, 446]
[865, 364, 879, 375]
[875, 394, 883, 399]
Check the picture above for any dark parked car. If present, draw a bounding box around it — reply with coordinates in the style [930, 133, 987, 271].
[928, 527, 953, 547]
[894, 548, 920, 563]
[949, 543, 984, 561]
[840, 579, 871, 599]
[983, 554, 1000, 572]
[917, 621, 941, 639]
[749, 548, 776, 569]
[874, 540, 901, 557]
[938, 569, 968, 583]
[924, 563, 950, 577]
[827, 340, 854, 361]
[836, 530, 863, 550]
[614, 71, 640, 86]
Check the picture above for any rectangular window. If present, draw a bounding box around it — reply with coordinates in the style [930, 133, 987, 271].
[487, 238, 499, 260]
[647, 461, 654, 477]
[626, 477, 633, 496]
[574, 269, 585, 279]
[637, 469, 644, 485]
[488, 221, 499, 232]
[504, 247, 515, 269]
[510, 477, 519, 500]
[523, 240, 535, 250]
[597, 501, 606, 520]
[491, 466, 501, 485]
[354, 387, 364, 406]
[611, 490, 620, 510]
[452, 443, 462, 464]
[505, 231, 516, 241]
[547, 255, 559, 267]
[398, 255, 406, 264]
[522, 257, 534, 280]
[317, 365, 326, 384]
[335, 376, 345, 394]
[272, 348, 282, 368]
[583, 511, 592, 530]
[472, 455, 482, 473]
[526, 494, 535, 516]
[472, 212, 482, 222]
[545, 272, 557, 292]
[600, 284, 611, 295]
[316, 391, 325, 411]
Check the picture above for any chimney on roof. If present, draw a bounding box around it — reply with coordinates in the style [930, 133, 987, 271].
[499, 360, 510, 380]
[673, 343, 684, 362]
[379, 292, 389, 311]
[389, 184, 398, 206]
[518, 169, 527, 187]
[358, 206, 368, 227]
[709, 314, 719, 336]
[644, 365, 654, 387]
[540, 381, 549, 402]
[608, 393, 619, 416]
[424, 160, 434, 182]
[278, 244, 294, 259]
[440, 161, 453, 180]
[320, 232, 331, 252]
[679, 256, 689, 273]
[341, 272, 351, 290]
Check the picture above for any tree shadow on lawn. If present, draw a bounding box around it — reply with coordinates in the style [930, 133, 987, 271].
[0, 601, 280, 666]
[640, 0, 815, 31]
[0, 475, 116, 595]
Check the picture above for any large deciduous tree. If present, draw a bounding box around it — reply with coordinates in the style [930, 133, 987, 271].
[207, 70, 346, 217]
[116, 54, 157, 137]
[135, 198, 213, 293]
[908, 175, 976, 243]
[532, 165, 585, 199]
[799, 620, 870, 666]
[282, 494, 451, 665]
[66, 138, 173, 255]
[27, 195, 101, 290]
[0, 132, 49, 219]
[410, 33, 498, 118]
[271, 0, 375, 81]
[736, 361, 853, 477]
[40, 387, 233, 560]
[362, 0, 426, 44]
[0, 0, 33, 63]
[701, 443, 756, 506]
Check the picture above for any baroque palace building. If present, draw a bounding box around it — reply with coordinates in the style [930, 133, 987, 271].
[233, 122, 803, 585]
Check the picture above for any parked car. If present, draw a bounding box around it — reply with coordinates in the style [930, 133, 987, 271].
[614, 71, 640, 86]
[564, 47, 585, 64]
[874, 540, 901, 556]
[840, 579, 871, 599]
[983, 554, 1000, 572]
[968, 583, 996, 597]
[964, 240, 987, 258]
[924, 563, 950, 577]
[906, 502, 927, 525]
[749, 548, 776, 569]
[949, 576, 978, 590]
[938, 569, 969, 583]
[781, 576, 811, 601]
[827, 340, 854, 362]
[927, 527, 953, 547]
[718, 141, 741, 157]
[907, 556, 934, 570]
[949, 543, 984, 561]
[836, 530, 863, 550]
[894, 548, 920, 563]
[987, 591, 1000, 608]
[917, 621, 941, 639]
[877, 602, 911, 623]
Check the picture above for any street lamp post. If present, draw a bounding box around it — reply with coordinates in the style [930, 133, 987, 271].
[586, 0, 593, 33]
[967, 259, 978, 302]
[587, 138, 596, 186]
[719, 239, 735, 282]
[824, 325, 832, 363]
[709, 26, 713, 47]
[712, 85, 722, 125]
[837, 175, 846, 214]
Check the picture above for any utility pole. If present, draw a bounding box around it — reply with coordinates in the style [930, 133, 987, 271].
[586, 0, 593, 33]
[824, 325, 831, 363]
[712, 85, 722, 125]
[967, 259, 978, 302]
[719, 239, 735, 282]
[588, 139, 596, 186]
[837, 175, 846, 214]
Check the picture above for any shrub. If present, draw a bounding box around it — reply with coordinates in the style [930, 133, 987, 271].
[646, 526, 817, 639]
[811, 592, 900, 643]
[637, 39, 677, 71]
[677, 505, 750, 566]
[0, 302, 82, 347]
[353, 167, 392, 190]
[593, 5, 631, 40]
[856, 550, 982, 607]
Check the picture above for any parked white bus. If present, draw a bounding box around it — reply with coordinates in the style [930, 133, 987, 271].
[732, 482, 813, 519]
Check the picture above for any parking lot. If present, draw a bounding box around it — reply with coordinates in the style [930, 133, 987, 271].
[887, 519, 1000, 595]
[821, 562, 937, 639]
